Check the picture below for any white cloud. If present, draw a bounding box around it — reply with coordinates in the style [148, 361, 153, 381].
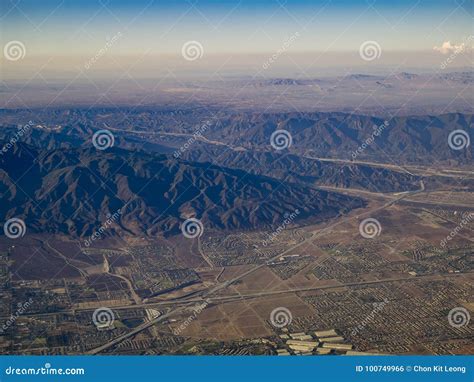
[433, 41, 466, 55]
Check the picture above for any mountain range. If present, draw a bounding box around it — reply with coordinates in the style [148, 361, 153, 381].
[0, 143, 365, 239]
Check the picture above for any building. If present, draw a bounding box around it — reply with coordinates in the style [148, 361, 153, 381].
[321, 336, 344, 342]
[321, 343, 353, 351]
[314, 329, 338, 338]
[287, 340, 319, 348]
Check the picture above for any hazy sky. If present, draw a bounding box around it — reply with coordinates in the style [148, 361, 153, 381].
[0, 0, 473, 79]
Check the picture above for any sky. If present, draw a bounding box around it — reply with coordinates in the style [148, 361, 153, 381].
[0, 0, 473, 79]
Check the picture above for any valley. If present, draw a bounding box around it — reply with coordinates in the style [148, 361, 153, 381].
[0, 106, 472, 355]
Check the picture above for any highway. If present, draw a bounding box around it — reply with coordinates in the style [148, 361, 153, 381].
[105, 125, 473, 179]
[304, 155, 474, 178]
[317, 181, 474, 210]
[3, 270, 471, 323]
[91, 270, 473, 309]
[86, 269, 472, 354]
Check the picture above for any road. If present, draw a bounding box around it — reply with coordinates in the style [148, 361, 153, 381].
[103, 254, 142, 305]
[197, 236, 214, 268]
[45, 242, 88, 278]
[3, 270, 471, 323]
[316, 181, 474, 210]
[105, 125, 473, 179]
[304, 155, 474, 178]
[92, 270, 474, 309]
[86, 268, 472, 354]
[105, 126, 244, 151]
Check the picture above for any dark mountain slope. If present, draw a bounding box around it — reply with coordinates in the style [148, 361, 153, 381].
[181, 147, 423, 193]
[0, 143, 365, 238]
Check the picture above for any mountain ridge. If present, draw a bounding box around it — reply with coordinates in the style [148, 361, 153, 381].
[0, 142, 366, 239]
